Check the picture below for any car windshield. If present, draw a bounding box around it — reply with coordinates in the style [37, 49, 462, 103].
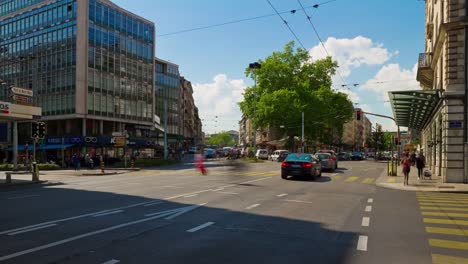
[285, 154, 312, 161]
[316, 154, 330, 160]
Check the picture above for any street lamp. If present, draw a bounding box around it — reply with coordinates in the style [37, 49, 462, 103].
[249, 62, 261, 156]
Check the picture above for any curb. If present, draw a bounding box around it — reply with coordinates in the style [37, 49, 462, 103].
[79, 171, 125, 176]
[0, 180, 48, 188]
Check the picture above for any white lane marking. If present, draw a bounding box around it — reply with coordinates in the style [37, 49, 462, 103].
[163, 185, 183, 189]
[0, 204, 205, 262]
[92, 210, 124, 217]
[183, 194, 198, 198]
[367, 198, 373, 203]
[8, 224, 57, 236]
[331, 173, 338, 176]
[365, 205, 372, 212]
[7, 194, 40, 200]
[143, 201, 163, 207]
[246, 204, 260, 210]
[211, 188, 224, 191]
[217, 191, 239, 195]
[187, 222, 215, 233]
[285, 199, 314, 204]
[102, 260, 120, 264]
[277, 193, 288, 197]
[357, 235, 368, 251]
[0, 200, 158, 235]
[239, 177, 272, 185]
[361, 217, 370, 227]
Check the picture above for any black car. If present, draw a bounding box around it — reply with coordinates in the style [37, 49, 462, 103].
[350, 152, 364, 160]
[281, 153, 322, 180]
[337, 152, 350, 161]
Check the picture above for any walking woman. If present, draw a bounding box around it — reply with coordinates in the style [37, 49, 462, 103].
[416, 151, 426, 179]
[402, 153, 411, 185]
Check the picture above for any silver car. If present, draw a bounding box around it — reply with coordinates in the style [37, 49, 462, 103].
[315, 153, 336, 172]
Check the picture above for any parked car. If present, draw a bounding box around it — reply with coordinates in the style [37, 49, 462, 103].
[270, 150, 289, 162]
[315, 153, 337, 171]
[350, 152, 364, 160]
[222, 147, 233, 157]
[281, 153, 322, 180]
[255, 149, 269, 160]
[204, 148, 216, 159]
[337, 152, 350, 161]
[188, 147, 197, 154]
[277, 151, 290, 162]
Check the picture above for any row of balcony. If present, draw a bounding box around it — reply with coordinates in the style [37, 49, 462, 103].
[416, 52, 433, 88]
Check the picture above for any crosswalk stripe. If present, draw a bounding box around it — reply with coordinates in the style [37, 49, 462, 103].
[362, 178, 375, 184]
[432, 254, 468, 264]
[422, 211, 468, 218]
[331, 175, 342, 180]
[424, 218, 468, 226]
[419, 201, 468, 207]
[420, 206, 468, 212]
[345, 176, 359, 182]
[417, 196, 468, 200]
[429, 238, 468, 250]
[386, 178, 396, 183]
[426, 227, 468, 236]
[418, 198, 468, 202]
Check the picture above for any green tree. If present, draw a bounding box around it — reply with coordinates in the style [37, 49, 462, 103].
[383, 132, 393, 150]
[206, 132, 235, 147]
[239, 41, 354, 146]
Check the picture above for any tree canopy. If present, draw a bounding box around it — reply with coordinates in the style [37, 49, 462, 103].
[206, 132, 235, 147]
[239, 41, 354, 145]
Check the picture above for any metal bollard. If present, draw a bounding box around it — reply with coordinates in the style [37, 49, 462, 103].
[32, 161, 39, 182]
[131, 159, 135, 168]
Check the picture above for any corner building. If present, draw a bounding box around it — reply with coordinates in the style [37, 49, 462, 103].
[0, 0, 155, 158]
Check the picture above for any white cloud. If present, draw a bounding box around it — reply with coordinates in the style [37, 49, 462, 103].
[309, 36, 396, 78]
[193, 74, 247, 134]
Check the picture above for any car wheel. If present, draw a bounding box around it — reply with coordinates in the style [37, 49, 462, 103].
[281, 173, 288, 179]
[317, 168, 322, 177]
[310, 173, 316, 181]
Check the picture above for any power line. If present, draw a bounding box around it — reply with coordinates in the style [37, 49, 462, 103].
[339, 78, 416, 88]
[266, 0, 306, 49]
[157, 0, 335, 37]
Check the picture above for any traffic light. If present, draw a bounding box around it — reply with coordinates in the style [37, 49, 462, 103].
[38, 122, 46, 138]
[356, 110, 361, 121]
[31, 123, 39, 138]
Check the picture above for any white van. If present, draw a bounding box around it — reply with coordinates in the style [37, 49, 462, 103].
[270, 150, 289, 161]
[255, 149, 269, 160]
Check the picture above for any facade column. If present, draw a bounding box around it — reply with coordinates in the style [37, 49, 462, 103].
[99, 120, 104, 135]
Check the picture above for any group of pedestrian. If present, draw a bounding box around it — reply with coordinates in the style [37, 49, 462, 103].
[401, 151, 426, 186]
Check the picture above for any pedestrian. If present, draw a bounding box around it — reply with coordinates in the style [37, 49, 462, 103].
[401, 153, 411, 185]
[416, 151, 426, 179]
[410, 151, 416, 166]
[72, 154, 78, 171]
[195, 150, 207, 175]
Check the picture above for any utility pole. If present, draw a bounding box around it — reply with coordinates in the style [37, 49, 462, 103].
[249, 62, 261, 156]
[301, 112, 304, 153]
[12, 121, 18, 170]
[164, 100, 168, 160]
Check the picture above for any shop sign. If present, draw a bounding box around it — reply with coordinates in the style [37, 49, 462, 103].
[111, 136, 126, 147]
[85, 137, 98, 143]
[11, 87, 33, 97]
[449, 121, 463, 129]
[47, 137, 83, 144]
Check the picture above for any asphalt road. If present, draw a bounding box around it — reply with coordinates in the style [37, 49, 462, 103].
[1, 157, 467, 263]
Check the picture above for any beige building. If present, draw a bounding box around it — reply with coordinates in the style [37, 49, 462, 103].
[390, 0, 468, 183]
[342, 110, 372, 151]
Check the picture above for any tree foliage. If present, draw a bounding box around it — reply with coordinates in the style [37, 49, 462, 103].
[239, 41, 354, 144]
[206, 132, 235, 147]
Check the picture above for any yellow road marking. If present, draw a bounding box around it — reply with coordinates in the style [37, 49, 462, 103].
[331, 175, 342, 180]
[426, 227, 468, 236]
[362, 178, 375, 184]
[424, 218, 468, 226]
[345, 176, 359, 182]
[422, 211, 468, 218]
[421, 206, 468, 212]
[418, 201, 468, 206]
[386, 177, 396, 183]
[417, 195, 468, 200]
[432, 254, 468, 264]
[418, 197, 468, 202]
[429, 239, 468, 250]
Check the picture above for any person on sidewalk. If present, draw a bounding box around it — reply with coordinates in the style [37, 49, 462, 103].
[401, 153, 411, 185]
[416, 152, 426, 179]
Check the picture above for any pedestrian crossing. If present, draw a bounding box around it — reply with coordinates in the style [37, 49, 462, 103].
[416, 192, 468, 263]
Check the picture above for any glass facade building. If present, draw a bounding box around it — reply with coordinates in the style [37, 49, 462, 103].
[0, 0, 156, 158]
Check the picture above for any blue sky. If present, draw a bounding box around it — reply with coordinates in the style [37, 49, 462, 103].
[113, 0, 425, 133]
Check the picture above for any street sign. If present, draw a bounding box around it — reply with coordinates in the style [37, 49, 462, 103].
[0, 102, 10, 114]
[11, 87, 33, 97]
[12, 95, 33, 105]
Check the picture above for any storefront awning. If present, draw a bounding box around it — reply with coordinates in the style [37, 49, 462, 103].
[4, 144, 75, 151]
[388, 90, 441, 130]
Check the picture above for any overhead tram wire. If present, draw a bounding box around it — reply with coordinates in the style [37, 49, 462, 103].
[296, 0, 348, 89]
[157, 0, 336, 37]
[266, 0, 306, 49]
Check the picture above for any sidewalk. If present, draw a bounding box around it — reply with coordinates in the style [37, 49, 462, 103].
[376, 163, 468, 192]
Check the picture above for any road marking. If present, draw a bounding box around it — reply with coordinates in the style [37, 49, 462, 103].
[367, 198, 373, 203]
[429, 238, 468, 250]
[245, 204, 260, 210]
[418, 198, 468, 203]
[211, 188, 224, 191]
[420, 206, 468, 212]
[92, 210, 124, 217]
[102, 259, 120, 264]
[277, 193, 288, 197]
[7, 194, 40, 200]
[386, 178, 396, 183]
[424, 218, 468, 226]
[187, 222, 215, 233]
[365, 205, 372, 212]
[345, 176, 359, 182]
[426, 227, 468, 236]
[284, 199, 314, 204]
[217, 191, 239, 195]
[8, 224, 57, 236]
[239, 177, 272, 185]
[361, 217, 370, 227]
[163, 185, 184, 189]
[332, 175, 342, 180]
[422, 211, 468, 218]
[183, 194, 198, 198]
[331, 173, 338, 176]
[432, 254, 468, 264]
[362, 178, 375, 184]
[419, 201, 468, 207]
[143, 201, 163, 207]
[357, 235, 368, 251]
[0, 200, 159, 235]
[0, 204, 206, 262]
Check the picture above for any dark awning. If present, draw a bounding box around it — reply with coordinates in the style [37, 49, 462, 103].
[4, 144, 75, 151]
[388, 90, 441, 130]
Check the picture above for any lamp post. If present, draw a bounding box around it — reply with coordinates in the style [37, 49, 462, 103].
[249, 62, 261, 156]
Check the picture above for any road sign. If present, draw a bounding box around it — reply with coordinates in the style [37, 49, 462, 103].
[11, 87, 33, 97]
[12, 95, 33, 104]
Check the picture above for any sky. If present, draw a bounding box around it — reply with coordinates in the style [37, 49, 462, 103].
[113, 0, 425, 134]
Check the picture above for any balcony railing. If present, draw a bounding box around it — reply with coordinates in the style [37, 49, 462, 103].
[416, 53, 434, 88]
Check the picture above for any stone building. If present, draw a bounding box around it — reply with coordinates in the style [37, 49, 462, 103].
[341, 110, 372, 151]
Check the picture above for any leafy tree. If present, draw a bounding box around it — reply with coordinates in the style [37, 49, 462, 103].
[206, 132, 235, 147]
[239, 41, 354, 145]
[383, 132, 393, 150]
[372, 126, 385, 151]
